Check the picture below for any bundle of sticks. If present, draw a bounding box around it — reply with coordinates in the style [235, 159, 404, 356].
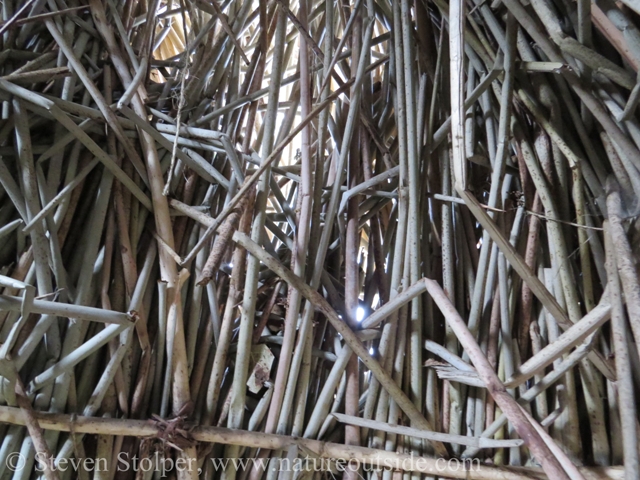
[0, 0, 638, 479]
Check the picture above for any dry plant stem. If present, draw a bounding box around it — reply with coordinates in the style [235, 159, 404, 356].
[0, 0, 36, 37]
[27, 323, 131, 393]
[181, 79, 354, 266]
[605, 222, 639, 480]
[44, 18, 148, 186]
[22, 158, 100, 234]
[343, 8, 363, 469]
[517, 405, 587, 480]
[271, 12, 375, 450]
[196, 198, 246, 286]
[152, 281, 167, 415]
[459, 188, 568, 326]
[303, 344, 352, 438]
[225, 11, 288, 479]
[0, 79, 152, 211]
[265, 0, 314, 439]
[0, 295, 132, 327]
[503, 0, 640, 163]
[89, 1, 197, 477]
[0, 219, 22, 239]
[361, 278, 428, 329]
[431, 64, 502, 151]
[163, 31, 188, 198]
[459, 188, 614, 381]
[606, 182, 640, 357]
[54, 327, 133, 463]
[0, 0, 638, 475]
[230, 231, 448, 457]
[201, 193, 254, 427]
[591, 2, 640, 71]
[39, 146, 114, 467]
[475, 337, 595, 456]
[513, 115, 583, 325]
[423, 279, 571, 479]
[9, 6, 89, 30]
[514, 113, 611, 455]
[505, 300, 611, 388]
[14, 378, 59, 480]
[449, 0, 467, 190]
[332, 413, 523, 449]
[519, 194, 542, 353]
[118, 107, 230, 189]
[498, 251, 519, 463]
[316, 0, 364, 94]
[464, 41, 515, 347]
[172, 198, 436, 453]
[441, 143, 461, 443]
[0, 406, 626, 480]
[466, 15, 516, 445]
[398, 0, 424, 436]
[116, 56, 148, 110]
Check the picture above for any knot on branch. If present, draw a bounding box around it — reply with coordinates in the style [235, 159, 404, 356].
[147, 406, 196, 453]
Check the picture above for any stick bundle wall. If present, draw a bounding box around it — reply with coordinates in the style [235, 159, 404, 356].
[0, 0, 638, 479]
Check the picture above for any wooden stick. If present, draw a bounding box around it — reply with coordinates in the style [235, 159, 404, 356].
[0, 407, 627, 480]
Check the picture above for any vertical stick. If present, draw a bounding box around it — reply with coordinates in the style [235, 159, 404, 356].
[449, 0, 466, 190]
[604, 221, 639, 480]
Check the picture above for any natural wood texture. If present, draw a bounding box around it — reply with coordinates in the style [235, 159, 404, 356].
[0, 0, 638, 479]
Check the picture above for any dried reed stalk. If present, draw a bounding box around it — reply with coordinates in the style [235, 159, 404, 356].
[0, 0, 638, 479]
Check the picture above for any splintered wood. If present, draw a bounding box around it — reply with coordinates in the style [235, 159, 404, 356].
[1, 0, 640, 479]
